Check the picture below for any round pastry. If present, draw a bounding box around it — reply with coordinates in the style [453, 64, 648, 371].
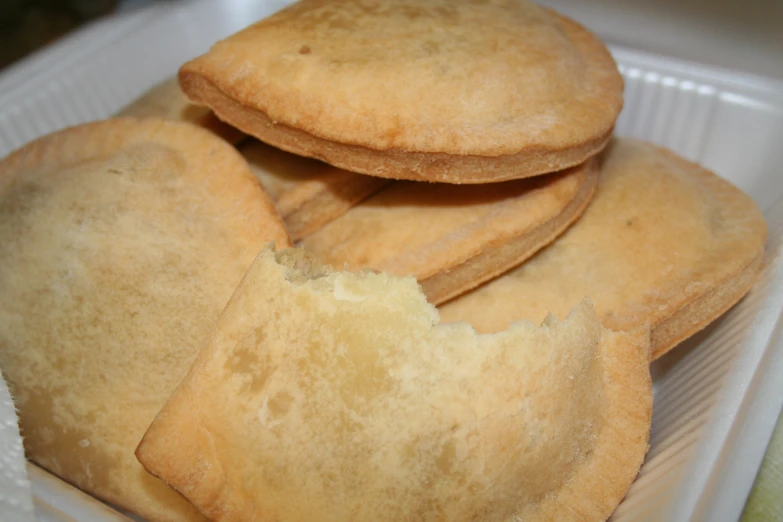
[137, 247, 652, 522]
[302, 159, 598, 304]
[439, 138, 768, 359]
[0, 118, 291, 522]
[179, 0, 623, 183]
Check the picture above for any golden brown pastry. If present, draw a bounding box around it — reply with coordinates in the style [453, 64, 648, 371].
[0, 118, 291, 522]
[137, 247, 652, 522]
[241, 139, 388, 240]
[117, 76, 245, 144]
[301, 160, 598, 304]
[439, 138, 768, 359]
[179, 0, 623, 183]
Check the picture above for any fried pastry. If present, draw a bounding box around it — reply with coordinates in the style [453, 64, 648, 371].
[302, 160, 598, 304]
[439, 138, 767, 359]
[137, 247, 652, 522]
[179, 0, 623, 183]
[0, 118, 291, 522]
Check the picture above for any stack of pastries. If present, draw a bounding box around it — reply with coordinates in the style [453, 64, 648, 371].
[0, 1, 767, 521]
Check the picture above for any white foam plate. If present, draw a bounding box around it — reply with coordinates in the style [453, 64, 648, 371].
[1, 1, 782, 521]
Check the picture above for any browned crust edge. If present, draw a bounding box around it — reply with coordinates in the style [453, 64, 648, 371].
[629, 145, 767, 359]
[136, 401, 237, 520]
[179, 69, 614, 184]
[286, 175, 391, 241]
[650, 248, 765, 360]
[426, 160, 600, 305]
[182, 8, 622, 161]
[523, 327, 652, 521]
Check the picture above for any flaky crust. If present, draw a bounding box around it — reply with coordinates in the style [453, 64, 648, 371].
[0, 118, 291, 522]
[179, 0, 623, 183]
[240, 139, 389, 240]
[302, 159, 598, 304]
[137, 248, 651, 521]
[117, 76, 245, 145]
[439, 138, 768, 359]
